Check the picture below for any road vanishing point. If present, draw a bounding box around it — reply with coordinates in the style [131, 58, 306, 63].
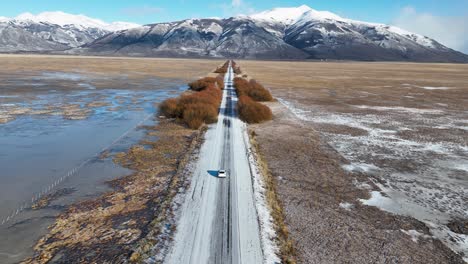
[165, 62, 264, 264]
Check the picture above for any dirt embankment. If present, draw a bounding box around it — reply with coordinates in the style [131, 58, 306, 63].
[248, 102, 464, 264]
[23, 119, 205, 263]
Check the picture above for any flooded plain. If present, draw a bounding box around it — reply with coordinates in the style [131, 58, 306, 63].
[0, 69, 186, 263]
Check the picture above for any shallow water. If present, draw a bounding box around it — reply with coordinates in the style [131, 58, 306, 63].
[0, 73, 186, 263]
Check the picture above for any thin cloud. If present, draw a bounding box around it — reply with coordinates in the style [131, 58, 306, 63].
[121, 6, 164, 17]
[232, 0, 242, 7]
[219, 0, 256, 17]
[392, 6, 468, 54]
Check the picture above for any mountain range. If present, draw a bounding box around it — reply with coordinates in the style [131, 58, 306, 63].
[1, 6, 467, 62]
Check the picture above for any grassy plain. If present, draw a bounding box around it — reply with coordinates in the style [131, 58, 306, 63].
[0, 54, 222, 81]
[244, 60, 468, 263]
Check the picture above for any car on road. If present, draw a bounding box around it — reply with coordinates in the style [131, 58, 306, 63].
[218, 169, 227, 178]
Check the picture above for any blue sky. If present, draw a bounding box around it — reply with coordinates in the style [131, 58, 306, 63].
[1, 0, 466, 25]
[2, 0, 467, 52]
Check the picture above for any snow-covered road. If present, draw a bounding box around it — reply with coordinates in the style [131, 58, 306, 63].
[165, 62, 263, 264]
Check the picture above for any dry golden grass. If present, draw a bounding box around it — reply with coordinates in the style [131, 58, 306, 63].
[238, 60, 468, 114]
[0, 54, 224, 81]
[243, 61, 468, 263]
[249, 130, 296, 264]
[238, 60, 468, 91]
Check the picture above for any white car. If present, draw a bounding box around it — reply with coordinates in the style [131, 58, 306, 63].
[218, 170, 227, 178]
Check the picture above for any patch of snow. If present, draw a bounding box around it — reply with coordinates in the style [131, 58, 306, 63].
[249, 5, 312, 25]
[343, 163, 380, 173]
[295, 8, 346, 24]
[402, 84, 452, 90]
[419, 86, 452, 90]
[339, 202, 354, 211]
[400, 229, 431, 243]
[41, 72, 84, 81]
[426, 222, 468, 262]
[353, 105, 444, 114]
[78, 83, 96, 90]
[279, 97, 468, 260]
[126, 25, 152, 36]
[359, 191, 395, 210]
[352, 179, 372, 190]
[384, 26, 436, 48]
[454, 163, 468, 172]
[201, 22, 222, 34]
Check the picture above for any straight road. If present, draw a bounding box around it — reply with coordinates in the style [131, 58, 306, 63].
[165, 62, 263, 264]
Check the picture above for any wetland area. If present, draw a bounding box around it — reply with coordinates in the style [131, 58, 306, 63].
[0, 55, 217, 263]
[0, 55, 467, 263]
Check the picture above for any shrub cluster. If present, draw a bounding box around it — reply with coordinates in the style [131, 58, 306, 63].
[159, 84, 222, 129]
[214, 60, 242, 74]
[234, 76, 273, 124]
[231, 60, 242, 74]
[189, 77, 219, 91]
[234, 77, 273, 102]
[214, 61, 230, 74]
[237, 95, 272, 124]
[216, 75, 224, 90]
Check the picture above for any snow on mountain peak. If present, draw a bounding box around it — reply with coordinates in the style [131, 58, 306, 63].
[249, 5, 312, 24]
[14, 11, 139, 31]
[297, 8, 345, 22]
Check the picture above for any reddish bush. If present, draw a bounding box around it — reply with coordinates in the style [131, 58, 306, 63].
[229, 60, 242, 74]
[159, 82, 222, 129]
[214, 61, 230, 73]
[237, 95, 272, 124]
[189, 77, 218, 91]
[234, 77, 273, 102]
[233, 77, 250, 97]
[214, 60, 242, 74]
[159, 98, 178, 118]
[249, 79, 273, 101]
[216, 75, 225, 90]
[183, 102, 218, 129]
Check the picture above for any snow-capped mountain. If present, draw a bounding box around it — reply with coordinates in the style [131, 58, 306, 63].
[1, 6, 467, 62]
[76, 5, 467, 62]
[14, 11, 139, 31]
[249, 4, 313, 25]
[0, 12, 140, 52]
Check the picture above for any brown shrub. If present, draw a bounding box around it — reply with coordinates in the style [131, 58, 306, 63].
[237, 95, 272, 124]
[249, 79, 273, 101]
[231, 60, 242, 74]
[159, 98, 178, 118]
[214, 60, 230, 73]
[159, 83, 222, 129]
[214, 60, 242, 74]
[188, 77, 218, 91]
[183, 103, 218, 129]
[233, 77, 250, 97]
[234, 77, 273, 102]
[216, 75, 225, 89]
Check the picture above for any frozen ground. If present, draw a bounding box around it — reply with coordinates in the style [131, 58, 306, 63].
[279, 82, 468, 259]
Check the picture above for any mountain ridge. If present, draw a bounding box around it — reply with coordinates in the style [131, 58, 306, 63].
[1, 7, 467, 62]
